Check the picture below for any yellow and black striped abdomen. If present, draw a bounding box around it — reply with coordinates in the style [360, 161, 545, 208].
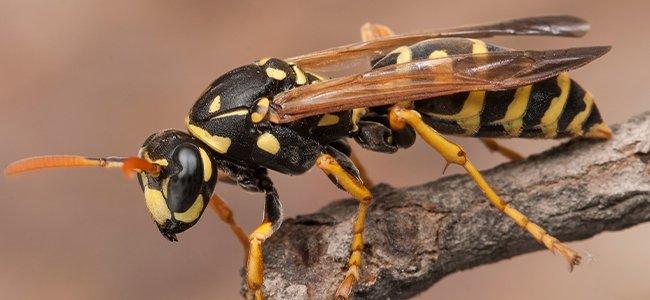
[372, 37, 609, 139]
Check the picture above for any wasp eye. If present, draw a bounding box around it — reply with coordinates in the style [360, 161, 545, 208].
[167, 145, 204, 213]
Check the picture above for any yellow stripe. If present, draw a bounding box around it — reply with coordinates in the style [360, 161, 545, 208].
[211, 108, 249, 119]
[198, 148, 212, 182]
[185, 116, 232, 154]
[470, 39, 488, 54]
[174, 194, 204, 223]
[428, 50, 448, 59]
[567, 92, 594, 135]
[540, 73, 571, 137]
[501, 85, 532, 136]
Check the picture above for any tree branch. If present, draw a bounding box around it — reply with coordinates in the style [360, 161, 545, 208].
[248, 111, 650, 299]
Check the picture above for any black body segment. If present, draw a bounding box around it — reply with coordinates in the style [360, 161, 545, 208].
[187, 58, 356, 175]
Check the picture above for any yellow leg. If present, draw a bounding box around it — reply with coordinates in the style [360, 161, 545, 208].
[246, 221, 273, 300]
[480, 138, 524, 161]
[390, 107, 581, 269]
[317, 154, 372, 300]
[208, 194, 250, 258]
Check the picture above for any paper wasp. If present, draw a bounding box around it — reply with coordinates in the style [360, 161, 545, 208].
[5, 15, 611, 299]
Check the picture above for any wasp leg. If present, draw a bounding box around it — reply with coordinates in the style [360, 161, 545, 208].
[208, 194, 250, 259]
[480, 138, 524, 161]
[316, 152, 372, 300]
[390, 106, 581, 269]
[349, 150, 373, 187]
[246, 185, 282, 300]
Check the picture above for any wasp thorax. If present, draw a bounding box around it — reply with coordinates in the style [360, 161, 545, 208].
[137, 129, 218, 241]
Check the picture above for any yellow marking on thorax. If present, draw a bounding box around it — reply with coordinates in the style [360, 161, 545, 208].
[209, 95, 221, 113]
[292, 65, 307, 85]
[266, 67, 287, 80]
[501, 85, 532, 136]
[393, 46, 412, 64]
[567, 92, 594, 135]
[317, 114, 340, 126]
[540, 73, 571, 137]
[141, 174, 171, 225]
[351, 108, 367, 132]
[174, 194, 204, 223]
[256, 57, 271, 65]
[198, 148, 212, 182]
[185, 116, 232, 154]
[251, 97, 270, 123]
[212, 108, 249, 119]
[256, 133, 280, 154]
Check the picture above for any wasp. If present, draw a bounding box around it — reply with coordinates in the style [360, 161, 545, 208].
[5, 15, 611, 299]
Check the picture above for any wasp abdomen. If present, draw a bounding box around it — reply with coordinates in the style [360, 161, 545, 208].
[373, 37, 609, 139]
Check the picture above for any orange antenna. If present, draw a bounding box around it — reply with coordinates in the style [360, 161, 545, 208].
[4, 155, 161, 177]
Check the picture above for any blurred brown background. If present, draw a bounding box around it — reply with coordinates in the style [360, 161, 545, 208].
[1, 1, 649, 299]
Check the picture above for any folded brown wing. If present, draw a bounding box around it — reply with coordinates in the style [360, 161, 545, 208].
[287, 15, 590, 75]
[272, 46, 610, 123]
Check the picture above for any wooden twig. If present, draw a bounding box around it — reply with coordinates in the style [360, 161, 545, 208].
[246, 111, 650, 299]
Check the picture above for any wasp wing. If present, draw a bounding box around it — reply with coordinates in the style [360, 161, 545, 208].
[288, 15, 590, 74]
[272, 46, 610, 123]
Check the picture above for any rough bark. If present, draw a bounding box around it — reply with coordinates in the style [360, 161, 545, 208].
[246, 111, 650, 299]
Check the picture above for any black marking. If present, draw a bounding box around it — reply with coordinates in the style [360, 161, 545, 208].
[480, 89, 516, 125]
[557, 80, 587, 133]
[522, 76, 561, 129]
[421, 115, 466, 135]
[582, 104, 604, 132]
[414, 92, 470, 115]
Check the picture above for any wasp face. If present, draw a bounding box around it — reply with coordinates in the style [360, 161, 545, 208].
[137, 129, 218, 241]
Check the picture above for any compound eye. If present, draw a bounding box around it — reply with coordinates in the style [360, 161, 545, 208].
[167, 145, 204, 213]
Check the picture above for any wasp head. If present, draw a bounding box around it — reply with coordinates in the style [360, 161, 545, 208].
[137, 129, 218, 241]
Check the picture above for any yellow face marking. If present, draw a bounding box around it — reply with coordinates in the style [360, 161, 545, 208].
[540, 73, 571, 137]
[393, 46, 412, 64]
[198, 148, 212, 182]
[292, 65, 307, 85]
[185, 117, 232, 154]
[174, 194, 204, 223]
[256, 57, 271, 65]
[142, 174, 171, 225]
[266, 67, 287, 80]
[208, 95, 221, 113]
[317, 114, 340, 126]
[142, 152, 169, 167]
[256, 133, 280, 154]
[351, 108, 367, 132]
[567, 92, 594, 135]
[500, 85, 532, 136]
[161, 178, 169, 199]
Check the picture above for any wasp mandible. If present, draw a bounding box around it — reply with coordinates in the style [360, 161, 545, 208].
[5, 15, 611, 300]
